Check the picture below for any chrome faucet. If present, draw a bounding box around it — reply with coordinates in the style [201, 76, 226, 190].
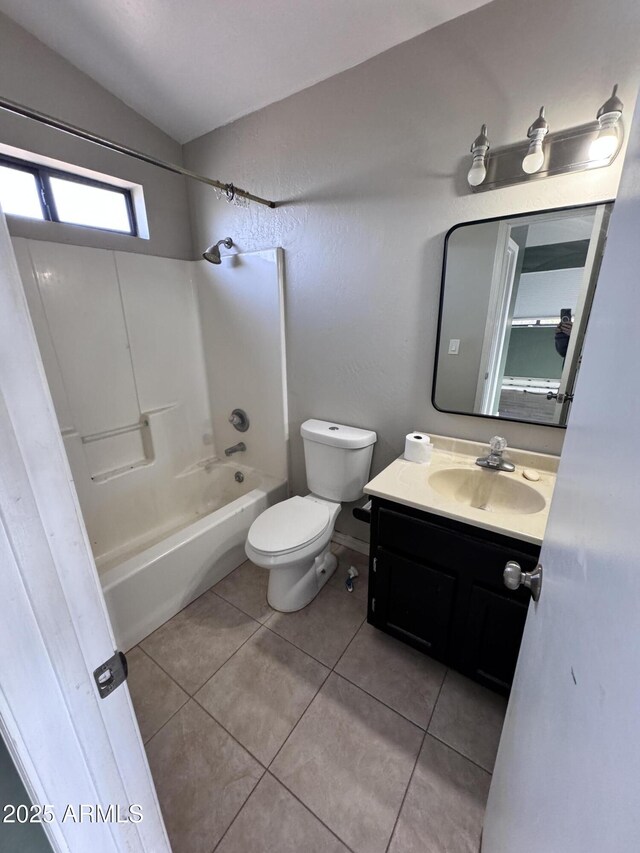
[475, 436, 515, 472]
[224, 441, 246, 457]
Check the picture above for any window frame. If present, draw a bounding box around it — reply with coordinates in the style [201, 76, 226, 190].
[0, 153, 138, 236]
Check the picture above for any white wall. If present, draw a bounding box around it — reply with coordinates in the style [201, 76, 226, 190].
[0, 12, 192, 259]
[13, 238, 215, 561]
[435, 220, 501, 412]
[184, 0, 640, 539]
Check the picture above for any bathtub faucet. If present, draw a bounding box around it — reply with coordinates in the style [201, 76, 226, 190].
[225, 441, 247, 456]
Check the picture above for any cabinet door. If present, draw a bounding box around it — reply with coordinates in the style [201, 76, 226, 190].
[370, 548, 456, 661]
[462, 585, 529, 694]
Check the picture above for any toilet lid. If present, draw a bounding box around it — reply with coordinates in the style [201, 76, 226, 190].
[248, 496, 331, 555]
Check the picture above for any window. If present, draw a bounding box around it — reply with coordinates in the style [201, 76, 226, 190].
[0, 155, 137, 235]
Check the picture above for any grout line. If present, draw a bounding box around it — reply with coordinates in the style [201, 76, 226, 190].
[266, 663, 331, 771]
[265, 771, 358, 853]
[384, 669, 448, 853]
[212, 562, 275, 624]
[332, 667, 428, 732]
[332, 614, 367, 673]
[209, 765, 267, 853]
[261, 594, 367, 671]
[423, 731, 494, 776]
[140, 591, 263, 696]
[142, 694, 191, 748]
[191, 693, 269, 771]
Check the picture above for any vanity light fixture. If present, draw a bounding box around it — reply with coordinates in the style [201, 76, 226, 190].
[467, 85, 623, 192]
[522, 107, 549, 174]
[590, 85, 623, 161]
[467, 124, 490, 187]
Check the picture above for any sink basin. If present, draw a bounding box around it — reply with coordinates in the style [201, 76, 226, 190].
[428, 468, 546, 516]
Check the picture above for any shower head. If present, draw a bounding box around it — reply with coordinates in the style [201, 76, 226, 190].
[203, 237, 233, 264]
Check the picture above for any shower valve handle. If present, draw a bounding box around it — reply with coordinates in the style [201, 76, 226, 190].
[228, 408, 250, 432]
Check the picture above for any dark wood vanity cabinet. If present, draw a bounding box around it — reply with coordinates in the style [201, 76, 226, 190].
[367, 498, 540, 695]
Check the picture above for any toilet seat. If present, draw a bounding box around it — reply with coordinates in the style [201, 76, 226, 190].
[247, 496, 331, 556]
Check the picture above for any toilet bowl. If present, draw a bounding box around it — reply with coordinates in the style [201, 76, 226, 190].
[246, 494, 341, 611]
[245, 419, 377, 612]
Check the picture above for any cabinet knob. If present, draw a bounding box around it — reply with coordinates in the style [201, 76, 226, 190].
[503, 560, 543, 602]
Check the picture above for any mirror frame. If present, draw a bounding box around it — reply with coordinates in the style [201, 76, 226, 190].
[432, 200, 614, 428]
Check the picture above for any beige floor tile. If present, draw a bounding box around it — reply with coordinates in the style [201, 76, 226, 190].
[217, 773, 349, 853]
[215, 560, 274, 623]
[267, 581, 366, 667]
[335, 621, 446, 728]
[271, 673, 423, 853]
[196, 627, 328, 765]
[330, 543, 370, 600]
[428, 670, 507, 772]
[141, 591, 259, 694]
[146, 700, 263, 853]
[388, 734, 490, 853]
[126, 646, 188, 742]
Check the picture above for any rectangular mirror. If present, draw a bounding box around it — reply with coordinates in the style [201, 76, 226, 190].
[433, 202, 612, 427]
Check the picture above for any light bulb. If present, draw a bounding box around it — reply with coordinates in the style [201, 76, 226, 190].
[522, 140, 545, 174]
[589, 129, 618, 160]
[590, 87, 623, 162]
[522, 107, 549, 175]
[467, 124, 489, 188]
[467, 157, 487, 187]
[589, 113, 620, 160]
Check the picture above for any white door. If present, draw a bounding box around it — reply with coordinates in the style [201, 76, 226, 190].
[482, 105, 640, 849]
[553, 203, 611, 425]
[476, 231, 519, 415]
[0, 210, 170, 852]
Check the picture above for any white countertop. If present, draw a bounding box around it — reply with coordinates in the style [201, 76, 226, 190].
[364, 434, 559, 545]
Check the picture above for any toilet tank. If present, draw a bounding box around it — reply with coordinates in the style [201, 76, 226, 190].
[301, 419, 377, 502]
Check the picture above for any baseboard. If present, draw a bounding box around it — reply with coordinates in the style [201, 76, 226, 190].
[332, 531, 369, 556]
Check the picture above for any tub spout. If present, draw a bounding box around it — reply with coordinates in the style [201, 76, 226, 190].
[225, 441, 246, 456]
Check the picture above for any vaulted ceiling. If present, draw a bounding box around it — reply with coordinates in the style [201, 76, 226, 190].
[0, 0, 492, 142]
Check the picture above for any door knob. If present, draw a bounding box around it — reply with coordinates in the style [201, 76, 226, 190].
[503, 560, 543, 602]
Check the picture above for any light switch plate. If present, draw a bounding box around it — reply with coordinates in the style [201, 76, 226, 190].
[448, 339, 460, 355]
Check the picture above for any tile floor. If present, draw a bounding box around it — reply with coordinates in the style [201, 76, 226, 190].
[127, 544, 506, 853]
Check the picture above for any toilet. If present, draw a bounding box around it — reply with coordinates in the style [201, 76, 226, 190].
[245, 419, 377, 611]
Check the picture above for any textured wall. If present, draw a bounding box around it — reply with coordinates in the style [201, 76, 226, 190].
[184, 0, 640, 540]
[435, 220, 501, 412]
[0, 12, 192, 259]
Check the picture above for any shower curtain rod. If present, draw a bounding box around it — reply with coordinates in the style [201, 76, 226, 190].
[0, 95, 277, 209]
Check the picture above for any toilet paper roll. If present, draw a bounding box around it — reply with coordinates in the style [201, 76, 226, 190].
[404, 432, 433, 464]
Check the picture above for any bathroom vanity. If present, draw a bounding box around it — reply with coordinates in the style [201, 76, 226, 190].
[363, 436, 558, 695]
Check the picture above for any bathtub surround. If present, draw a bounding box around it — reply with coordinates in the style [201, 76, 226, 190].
[13, 239, 214, 557]
[184, 0, 640, 540]
[196, 248, 288, 483]
[13, 237, 288, 648]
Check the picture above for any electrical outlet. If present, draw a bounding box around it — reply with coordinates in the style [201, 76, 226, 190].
[448, 339, 460, 355]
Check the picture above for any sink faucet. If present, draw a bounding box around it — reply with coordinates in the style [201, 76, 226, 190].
[475, 436, 515, 472]
[224, 441, 246, 457]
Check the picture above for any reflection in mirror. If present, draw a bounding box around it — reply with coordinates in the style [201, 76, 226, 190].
[433, 203, 612, 427]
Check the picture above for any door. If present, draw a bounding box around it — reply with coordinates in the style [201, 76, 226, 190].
[482, 104, 640, 849]
[371, 549, 456, 660]
[476, 230, 519, 415]
[0, 210, 170, 852]
[553, 204, 611, 424]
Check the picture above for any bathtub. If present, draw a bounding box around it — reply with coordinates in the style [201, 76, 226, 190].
[97, 463, 287, 651]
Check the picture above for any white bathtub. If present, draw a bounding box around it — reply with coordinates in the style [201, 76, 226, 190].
[97, 463, 287, 651]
